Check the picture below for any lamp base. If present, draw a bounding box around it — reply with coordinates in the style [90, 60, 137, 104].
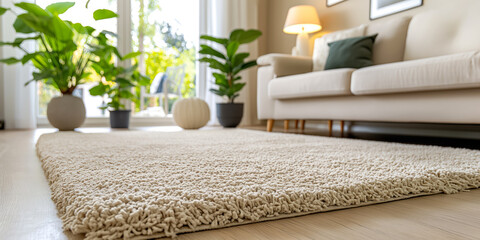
[296, 31, 310, 57]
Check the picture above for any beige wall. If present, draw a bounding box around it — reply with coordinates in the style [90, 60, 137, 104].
[266, 0, 461, 55]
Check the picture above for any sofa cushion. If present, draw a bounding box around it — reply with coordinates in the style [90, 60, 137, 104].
[365, 16, 411, 65]
[351, 51, 480, 95]
[312, 25, 365, 71]
[268, 68, 355, 100]
[325, 34, 378, 70]
[404, 2, 480, 61]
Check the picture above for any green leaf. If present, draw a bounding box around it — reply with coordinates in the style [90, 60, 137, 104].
[232, 52, 249, 67]
[199, 45, 226, 59]
[213, 73, 229, 87]
[230, 29, 262, 44]
[93, 9, 118, 20]
[89, 84, 107, 96]
[199, 57, 228, 73]
[0, 58, 21, 65]
[85, 26, 95, 35]
[72, 23, 86, 34]
[46, 2, 75, 15]
[119, 90, 134, 99]
[116, 77, 135, 87]
[200, 35, 228, 46]
[21, 52, 45, 64]
[15, 3, 51, 17]
[122, 52, 142, 60]
[0, 7, 9, 16]
[17, 14, 55, 37]
[234, 60, 257, 75]
[209, 88, 227, 97]
[227, 42, 240, 59]
[32, 70, 54, 81]
[51, 15, 73, 41]
[13, 16, 35, 34]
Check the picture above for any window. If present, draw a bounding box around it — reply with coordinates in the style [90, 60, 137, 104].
[36, 0, 199, 120]
[132, 0, 199, 117]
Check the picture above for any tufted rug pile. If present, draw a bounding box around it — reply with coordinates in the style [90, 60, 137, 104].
[36, 129, 480, 239]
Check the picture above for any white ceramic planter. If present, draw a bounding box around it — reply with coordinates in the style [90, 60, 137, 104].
[47, 95, 86, 131]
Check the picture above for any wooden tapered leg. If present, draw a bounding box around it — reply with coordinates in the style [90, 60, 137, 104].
[284, 120, 290, 132]
[267, 119, 274, 132]
[295, 120, 299, 129]
[300, 120, 306, 131]
[340, 120, 345, 137]
[328, 120, 333, 137]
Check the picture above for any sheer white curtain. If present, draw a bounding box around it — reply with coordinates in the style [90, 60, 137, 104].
[1, 0, 36, 129]
[199, 0, 260, 126]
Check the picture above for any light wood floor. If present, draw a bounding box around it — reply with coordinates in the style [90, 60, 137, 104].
[1, 127, 480, 240]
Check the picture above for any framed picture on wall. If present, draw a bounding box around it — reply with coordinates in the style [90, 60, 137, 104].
[370, 0, 423, 20]
[327, 0, 346, 7]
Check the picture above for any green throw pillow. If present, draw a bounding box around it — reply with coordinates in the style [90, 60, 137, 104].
[324, 34, 378, 70]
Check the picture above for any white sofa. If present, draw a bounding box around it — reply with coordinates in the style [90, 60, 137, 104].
[257, 6, 480, 133]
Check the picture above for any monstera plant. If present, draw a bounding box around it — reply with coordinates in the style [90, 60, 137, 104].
[199, 28, 262, 127]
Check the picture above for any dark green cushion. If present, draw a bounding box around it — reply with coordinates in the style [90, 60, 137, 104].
[324, 34, 378, 70]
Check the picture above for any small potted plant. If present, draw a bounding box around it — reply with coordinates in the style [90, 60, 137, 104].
[88, 31, 149, 128]
[199, 29, 262, 127]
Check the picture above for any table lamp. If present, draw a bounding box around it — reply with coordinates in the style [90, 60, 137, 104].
[283, 5, 322, 56]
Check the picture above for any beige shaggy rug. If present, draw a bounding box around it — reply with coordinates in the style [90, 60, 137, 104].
[36, 129, 480, 239]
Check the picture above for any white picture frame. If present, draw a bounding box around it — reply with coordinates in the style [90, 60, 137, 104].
[327, 0, 346, 7]
[370, 0, 423, 20]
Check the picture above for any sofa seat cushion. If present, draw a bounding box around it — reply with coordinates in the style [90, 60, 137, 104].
[351, 51, 480, 95]
[268, 68, 355, 100]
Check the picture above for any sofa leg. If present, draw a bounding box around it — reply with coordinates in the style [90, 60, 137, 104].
[340, 120, 345, 137]
[284, 120, 290, 132]
[267, 119, 274, 132]
[328, 120, 333, 137]
[294, 120, 299, 129]
[300, 120, 305, 131]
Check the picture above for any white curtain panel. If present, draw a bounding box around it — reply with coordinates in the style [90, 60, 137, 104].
[199, 0, 259, 126]
[1, 0, 36, 129]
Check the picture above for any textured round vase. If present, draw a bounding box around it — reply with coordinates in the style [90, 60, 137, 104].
[172, 98, 210, 129]
[47, 95, 86, 131]
[216, 103, 243, 128]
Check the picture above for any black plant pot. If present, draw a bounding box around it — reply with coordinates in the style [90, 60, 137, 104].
[216, 103, 244, 128]
[109, 110, 131, 128]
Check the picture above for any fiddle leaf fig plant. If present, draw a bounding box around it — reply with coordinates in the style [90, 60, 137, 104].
[199, 29, 262, 103]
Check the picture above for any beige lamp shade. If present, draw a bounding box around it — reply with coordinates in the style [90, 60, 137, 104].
[283, 5, 322, 34]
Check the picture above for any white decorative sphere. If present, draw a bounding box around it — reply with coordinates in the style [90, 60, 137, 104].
[172, 98, 210, 129]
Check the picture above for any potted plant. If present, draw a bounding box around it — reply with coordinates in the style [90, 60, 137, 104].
[0, 2, 121, 131]
[199, 29, 262, 127]
[88, 31, 149, 128]
[0, 2, 92, 131]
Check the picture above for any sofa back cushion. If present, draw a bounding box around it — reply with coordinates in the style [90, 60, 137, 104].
[312, 25, 365, 71]
[404, 2, 480, 61]
[365, 16, 411, 65]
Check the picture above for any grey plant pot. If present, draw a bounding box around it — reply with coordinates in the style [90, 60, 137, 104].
[47, 95, 86, 131]
[109, 110, 131, 129]
[216, 103, 244, 128]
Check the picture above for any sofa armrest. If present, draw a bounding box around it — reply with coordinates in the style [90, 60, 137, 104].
[257, 54, 313, 78]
